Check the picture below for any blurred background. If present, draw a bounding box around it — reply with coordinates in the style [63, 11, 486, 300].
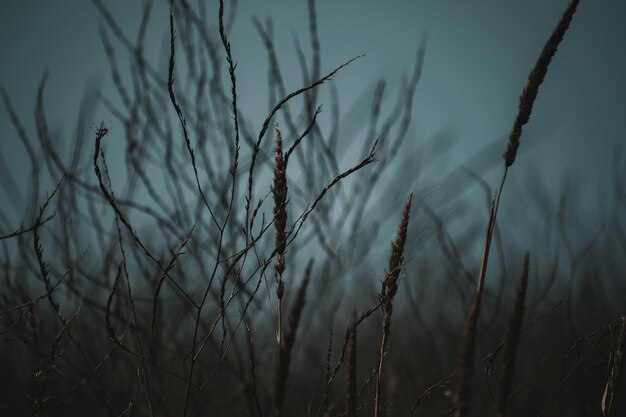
[2, 1, 625, 215]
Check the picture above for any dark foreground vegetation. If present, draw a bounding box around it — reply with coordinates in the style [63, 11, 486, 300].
[1, 1, 624, 416]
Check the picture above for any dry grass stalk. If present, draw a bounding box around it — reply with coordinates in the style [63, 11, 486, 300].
[32, 180, 64, 321]
[245, 55, 361, 238]
[454, 292, 481, 417]
[273, 261, 312, 417]
[28, 305, 49, 417]
[324, 328, 333, 415]
[167, 4, 219, 228]
[92, 123, 198, 308]
[455, 3, 579, 416]
[496, 253, 530, 417]
[374, 193, 413, 417]
[217, 0, 242, 245]
[346, 311, 358, 417]
[244, 318, 263, 417]
[105, 263, 123, 343]
[601, 316, 626, 416]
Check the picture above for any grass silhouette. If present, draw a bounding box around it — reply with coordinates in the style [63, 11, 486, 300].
[1, 1, 624, 416]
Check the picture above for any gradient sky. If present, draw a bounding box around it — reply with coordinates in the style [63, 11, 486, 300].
[1, 0, 625, 223]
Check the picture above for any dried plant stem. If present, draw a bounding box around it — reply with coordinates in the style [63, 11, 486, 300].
[92, 123, 197, 308]
[273, 262, 312, 417]
[374, 193, 413, 417]
[244, 317, 264, 417]
[454, 2, 579, 416]
[496, 254, 530, 417]
[0, 214, 55, 241]
[167, 2, 219, 229]
[602, 316, 626, 416]
[346, 311, 358, 417]
[245, 55, 362, 238]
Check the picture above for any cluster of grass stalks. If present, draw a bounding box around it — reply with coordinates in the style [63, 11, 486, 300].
[1, 1, 625, 416]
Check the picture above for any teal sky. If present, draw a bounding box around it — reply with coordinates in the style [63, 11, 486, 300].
[1, 1, 625, 221]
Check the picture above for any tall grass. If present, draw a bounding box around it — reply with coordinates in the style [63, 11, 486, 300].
[0, 1, 624, 416]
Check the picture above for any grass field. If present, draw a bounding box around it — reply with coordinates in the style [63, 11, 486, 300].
[1, 1, 624, 416]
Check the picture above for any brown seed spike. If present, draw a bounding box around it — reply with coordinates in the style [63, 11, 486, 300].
[381, 192, 413, 317]
[272, 122, 288, 296]
[374, 192, 413, 417]
[503, 0, 579, 167]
